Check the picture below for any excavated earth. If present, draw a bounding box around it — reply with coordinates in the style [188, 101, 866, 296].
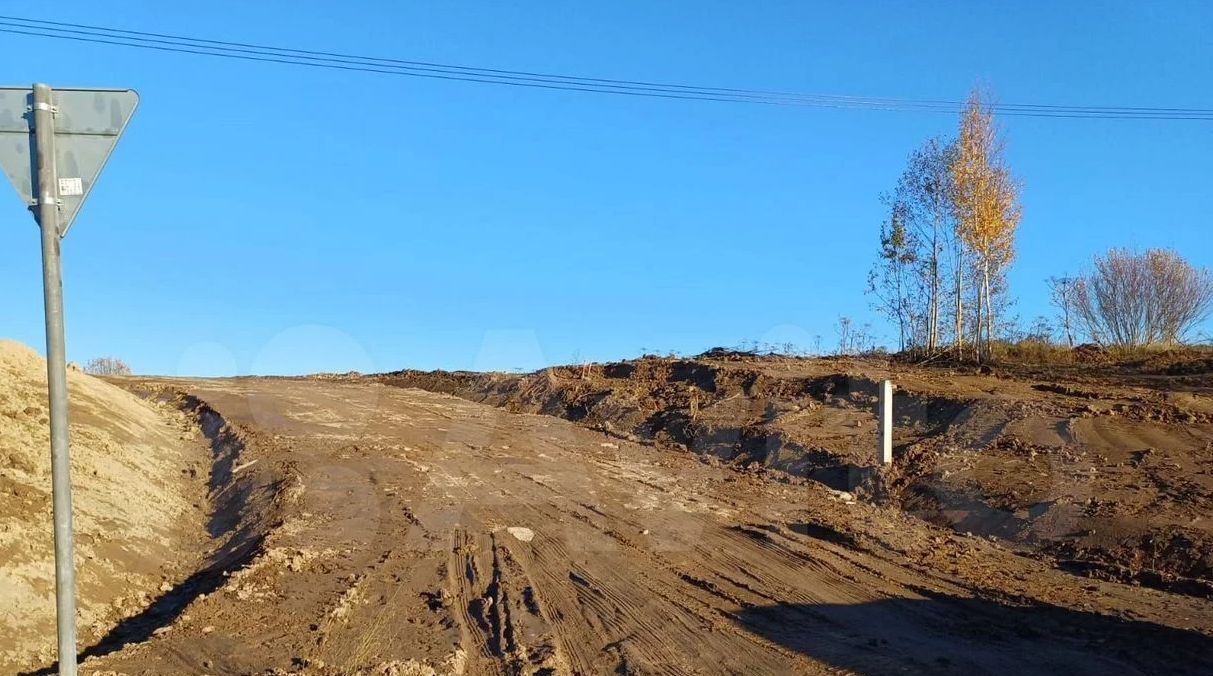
[381, 351, 1213, 599]
[8, 350, 1213, 674]
[0, 342, 209, 672]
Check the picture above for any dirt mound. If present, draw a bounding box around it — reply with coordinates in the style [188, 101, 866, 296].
[381, 352, 1213, 598]
[1072, 343, 1108, 364]
[1134, 348, 1213, 376]
[695, 346, 761, 361]
[0, 341, 208, 670]
[382, 358, 965, 490]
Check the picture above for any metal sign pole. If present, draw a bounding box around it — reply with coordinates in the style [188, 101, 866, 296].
[32, 82, 78, 676]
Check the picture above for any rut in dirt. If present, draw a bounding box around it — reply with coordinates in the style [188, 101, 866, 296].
[27, 393, 284, 675]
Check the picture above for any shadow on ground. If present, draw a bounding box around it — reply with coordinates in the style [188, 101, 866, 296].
[22, 393, 273, 676]
[737, 593, 1213, 675]
[20, 533, 266, 676]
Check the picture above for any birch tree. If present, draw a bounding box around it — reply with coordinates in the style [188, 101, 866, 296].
[895, 137, 956, 352]
[867, 201, 919, 350]
[951, 89, 1021, 361]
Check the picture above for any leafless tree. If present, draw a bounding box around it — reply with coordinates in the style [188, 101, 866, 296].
[867, 201, 919, 351]
[835, 316, 854, 355]
[1046, 276, 1080, 347]
[1026, 316, 1054, 344]
[1072, 248, 1213, 348]
[84, 356, 131, 376]
[835, 316, 878, 355]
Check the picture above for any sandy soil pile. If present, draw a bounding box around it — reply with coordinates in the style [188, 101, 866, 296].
[0, 340, 206, 669]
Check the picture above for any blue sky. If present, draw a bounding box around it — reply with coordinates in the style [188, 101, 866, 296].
[1, 1, 1210, 375]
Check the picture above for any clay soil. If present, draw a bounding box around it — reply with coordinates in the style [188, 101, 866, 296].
[7, 348, 1213, 674]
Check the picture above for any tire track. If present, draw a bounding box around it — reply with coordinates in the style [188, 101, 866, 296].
[446, 527, 502, 673]
[480, 472, 824, 672]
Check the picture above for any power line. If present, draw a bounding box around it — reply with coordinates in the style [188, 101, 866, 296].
[2, 15, 1211, 120]
[0, 18, 976, 113]
[0, 27, 764, 106]
[7, 17, 1209, 120]
[5, 14, 1208, 118]
[0, 16, 1014, 113]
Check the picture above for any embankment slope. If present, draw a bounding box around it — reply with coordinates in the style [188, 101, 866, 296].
[0, 340, 207, 670]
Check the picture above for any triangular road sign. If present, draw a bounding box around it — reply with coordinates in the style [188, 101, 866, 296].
[0, 86, 138, 236]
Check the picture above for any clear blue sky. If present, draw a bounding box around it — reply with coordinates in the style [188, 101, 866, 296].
[1, 1, 1210, 375]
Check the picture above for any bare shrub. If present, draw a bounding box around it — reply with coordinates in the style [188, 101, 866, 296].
[1046, 276, 1080, 347]
[84, 356, 131, 376]
[835, 316, 878, 355]
[1073, 248, 1213, 348]
[988, 316, 1074, 365]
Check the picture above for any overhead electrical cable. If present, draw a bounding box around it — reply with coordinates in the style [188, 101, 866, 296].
[2, 15, 1210, 120]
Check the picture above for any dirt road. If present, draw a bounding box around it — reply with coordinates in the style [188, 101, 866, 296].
[68, 378, 1213, 675]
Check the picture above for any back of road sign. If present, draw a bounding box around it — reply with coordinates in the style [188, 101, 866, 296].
[0, 87, 138, 236]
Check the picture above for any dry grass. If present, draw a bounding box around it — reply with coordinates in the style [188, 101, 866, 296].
[989, 340, 1213, 371]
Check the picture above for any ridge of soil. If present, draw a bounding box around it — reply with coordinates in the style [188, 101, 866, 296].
[378, 352, 1213, 597]
[17, 384, 291, 675]
[0, 342, 209, 671]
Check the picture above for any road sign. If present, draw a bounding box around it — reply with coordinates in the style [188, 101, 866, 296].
[0, 84, 137, 676]
[0, 86, 138, 236]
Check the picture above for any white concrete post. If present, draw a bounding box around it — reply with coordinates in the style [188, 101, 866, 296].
[879, 380, 893, 465]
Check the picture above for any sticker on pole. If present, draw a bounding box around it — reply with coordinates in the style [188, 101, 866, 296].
[58, 177, 83, 196]
[0, 86, 138, 236]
